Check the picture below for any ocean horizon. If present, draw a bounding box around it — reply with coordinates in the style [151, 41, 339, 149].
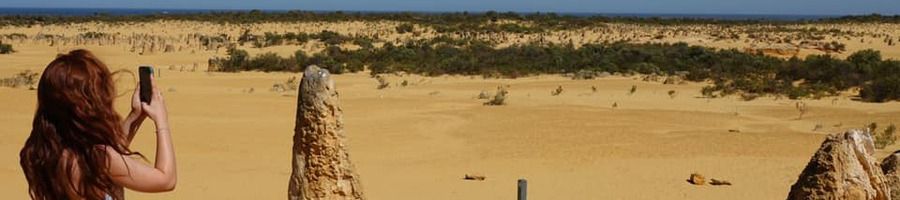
[0, 7, 840, 21]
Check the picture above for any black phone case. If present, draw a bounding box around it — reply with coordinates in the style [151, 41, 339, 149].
[139, 66, 153, 103]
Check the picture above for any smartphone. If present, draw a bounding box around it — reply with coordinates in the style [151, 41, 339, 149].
[139, 66, 153, 103]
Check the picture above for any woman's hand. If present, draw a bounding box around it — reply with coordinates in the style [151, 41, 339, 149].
[130, 82, 145, 117]
[141, 75, 169, 130]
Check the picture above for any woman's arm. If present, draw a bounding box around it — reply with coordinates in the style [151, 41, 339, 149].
[122, 82, 146, 145]
[121, 111, 145, 145]
[109, 75, 176, 192]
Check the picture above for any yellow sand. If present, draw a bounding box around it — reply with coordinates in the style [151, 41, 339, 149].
[1, 21, 900, 199]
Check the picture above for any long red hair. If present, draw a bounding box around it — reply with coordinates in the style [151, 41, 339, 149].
[20, 49, 137, 200]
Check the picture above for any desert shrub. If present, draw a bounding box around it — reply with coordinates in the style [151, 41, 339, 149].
[2, 33, 27, 40]
[484, 85, 509, 106]
[0, 70, 39, 88]
[285, 32, 311, 44]
[248, 52, 290, 72]
[551, 86, 563, 96]
[860, 60, 900, 102]
[823, 41, 846, 53]
[395, 23, 414, 34]
[701, 86, 717, 97]
[229, 30, 375, 49]
[214, 48, 309, 72]
[848, 49, 882, 72]
[861, 75, 900, 102]
[263, 32, 285, 47]
[271, 76, 299, 93]
[198, 34, 227, 47]
[248, 32, 320, 48]
[375, 75, 389, 89]
[237, 29, 256, 46]
[218, 48, 250, 72]
[0, 43, 13, 54]
[352, 37, 375, 49]
[79, 31, 108, 39]
[294, 49, 309, 65]
[307, 46, 362, 74]
[313, 31, 348, 46]
[0, 40, 13, 54]
[875, 123, 897, 149]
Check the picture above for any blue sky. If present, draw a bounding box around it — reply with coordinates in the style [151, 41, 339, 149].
[1, 0, 899, 15]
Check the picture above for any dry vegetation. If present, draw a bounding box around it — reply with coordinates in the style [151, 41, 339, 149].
[3, 12, 900, 101]
[0, 70, 39, 89]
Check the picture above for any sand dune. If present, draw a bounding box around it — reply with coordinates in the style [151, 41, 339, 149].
[2, 21, 900, 199]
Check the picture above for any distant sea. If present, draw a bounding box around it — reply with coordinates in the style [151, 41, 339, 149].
[0, 7, 838, 21]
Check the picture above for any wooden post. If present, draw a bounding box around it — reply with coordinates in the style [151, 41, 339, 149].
[518, 179, 527, 200]
[289, 65, 365, 200]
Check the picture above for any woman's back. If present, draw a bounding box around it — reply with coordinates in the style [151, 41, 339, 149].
[20, 49, 176, 200]
[57, 150, 124, 200]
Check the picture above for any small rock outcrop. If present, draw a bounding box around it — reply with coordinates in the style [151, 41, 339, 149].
[881, 151, 900, 200]
[688, 173, 706, 185]
[687, 173, 732, 186]
[787, 129, 890, 200]
[289, 65, 365, 200]
[464, 174, 486, 181]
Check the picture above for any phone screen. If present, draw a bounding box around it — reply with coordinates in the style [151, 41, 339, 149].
[139, 66, 153, 103]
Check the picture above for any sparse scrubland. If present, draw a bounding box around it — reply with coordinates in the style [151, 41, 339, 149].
[209, 39, 900, 102]
[3, 11, 900, 30]
[16, 11, 887, 101]
[5, 12, 900, 102]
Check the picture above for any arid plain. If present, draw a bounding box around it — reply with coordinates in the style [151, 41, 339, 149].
[2, 20, 900, 199]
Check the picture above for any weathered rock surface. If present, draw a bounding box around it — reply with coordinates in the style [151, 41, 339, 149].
[289, 65, 365, 200]
[689, 173, 706, 185]
[881, 151, 900, 200]
[787, 129, 890, 200]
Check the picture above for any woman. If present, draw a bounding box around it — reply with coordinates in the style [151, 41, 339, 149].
[20, 49, 176, 200]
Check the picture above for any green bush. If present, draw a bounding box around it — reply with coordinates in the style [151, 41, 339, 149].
[214, 46, 366, 74]
[314, 31, 348, 46]
[395, 23, 414, 34]
[217, 48, 249, 72]
[0, 43, 12, 54]
[207, 39, 900, 102]
[861, 74, 900, 102]
[249, 52, 288, 72]
[263, 32, 285, 47]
